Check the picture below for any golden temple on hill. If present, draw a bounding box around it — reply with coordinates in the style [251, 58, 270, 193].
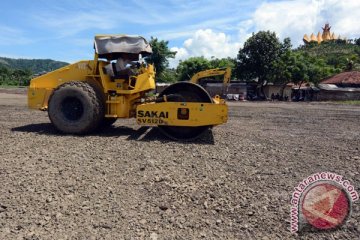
[303, 23, 344, 44]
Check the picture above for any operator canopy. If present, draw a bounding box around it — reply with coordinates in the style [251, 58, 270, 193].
[94, 35, 152, 60]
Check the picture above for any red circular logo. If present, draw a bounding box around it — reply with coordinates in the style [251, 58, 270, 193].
[301, 182, 350, 230]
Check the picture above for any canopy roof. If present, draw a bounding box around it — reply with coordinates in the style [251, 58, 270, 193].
[94, 35, 152, 59]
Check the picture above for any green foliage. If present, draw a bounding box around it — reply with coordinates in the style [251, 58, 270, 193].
[176, 57, 212, 81]
[0, 66, 32, 86]
[209, 57, 237, 77]
[355, 38, 360, 46]
[270, 50, 294, 84]
[236, 31, 287, 83]
[296, 40, 360, 72]
[176, 56, 236, 82]
[209, 57, 236, 69]
[270, 51, 337, 85]
[147, 37, 176, 76]
[157, 68, 177, 83]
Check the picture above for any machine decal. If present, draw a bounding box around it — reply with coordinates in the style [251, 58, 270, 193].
[137, 110, 169, 125]
[137, 110, 169, 118]
[77, 62, 88, 70]
[137, 118, 166, 124]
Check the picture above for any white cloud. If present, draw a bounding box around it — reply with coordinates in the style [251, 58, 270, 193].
[253, 0, 319, 45]
[169, 29, 241, 68]
[183, 29, 241, 58]
[237, 20, 254, 46]
[322, 0, 360, 38]
[168, 47, 189, 68]
[252, 0, 360, 45]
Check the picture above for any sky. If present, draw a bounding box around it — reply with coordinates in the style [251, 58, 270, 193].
[0, 0, 359, 68]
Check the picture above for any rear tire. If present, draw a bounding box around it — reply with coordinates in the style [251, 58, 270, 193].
[48, 81, 103, 134]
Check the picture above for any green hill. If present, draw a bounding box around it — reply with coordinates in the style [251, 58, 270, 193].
[296, 40, 360, 71]
[0, 57, 68, 74]
[0, 57, 69, 86]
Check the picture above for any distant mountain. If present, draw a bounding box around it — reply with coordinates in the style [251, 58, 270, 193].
[0, 57, 69, 74]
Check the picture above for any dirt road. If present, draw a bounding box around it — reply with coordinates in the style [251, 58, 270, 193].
[0, 90, 359, 239]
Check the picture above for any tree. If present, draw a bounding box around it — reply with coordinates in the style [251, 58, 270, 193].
[272, 50, 339, 96]
[157, 68, 177, 83]
[146, 37, 176, 76]
[175, 57, 237, 82]
[0, 66, 10, 85]
[209, 57, 236, 69]
[236, 31, 289, 97]
[176, 57, 212, 81]
[306, 56, 340, 84]
[355, 38, 360, 46]
[270, 51, 310, 97]
[0, 65, 32, 86]
[270, 50, 293, 84]
[236, 31, 285, 83]
[270, 38, 294, 84]
[209, 57, 237, 77]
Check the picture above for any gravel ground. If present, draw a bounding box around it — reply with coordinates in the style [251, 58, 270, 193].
[0, 90, 359, 239]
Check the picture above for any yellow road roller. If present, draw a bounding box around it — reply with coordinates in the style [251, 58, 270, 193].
[28, 35, 228, 140]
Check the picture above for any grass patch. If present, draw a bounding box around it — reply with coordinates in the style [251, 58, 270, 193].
[333, 100, 360, 105]
[0, 85, 27, 88]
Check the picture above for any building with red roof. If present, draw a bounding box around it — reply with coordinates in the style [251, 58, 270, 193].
[317, 71, 360, 101]
[320, 71, 360, 87]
